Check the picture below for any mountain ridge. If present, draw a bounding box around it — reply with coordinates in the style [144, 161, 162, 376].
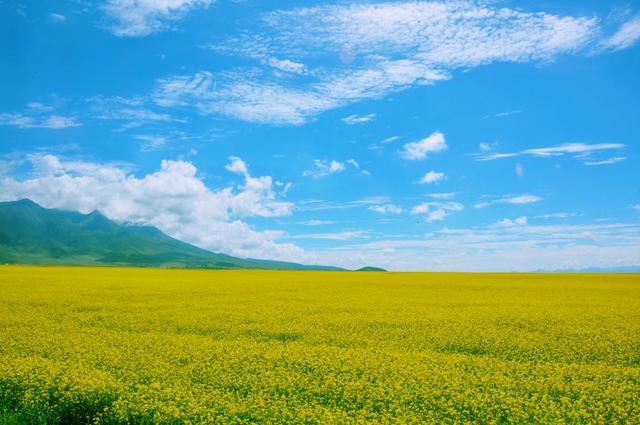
[0, 199, 343, 271]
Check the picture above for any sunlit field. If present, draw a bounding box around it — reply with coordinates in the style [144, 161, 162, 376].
[0, 266, 639, 424]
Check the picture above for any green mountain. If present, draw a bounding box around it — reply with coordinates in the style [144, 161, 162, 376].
[355, 266, 387, 272]
[0, 199, 342, 270]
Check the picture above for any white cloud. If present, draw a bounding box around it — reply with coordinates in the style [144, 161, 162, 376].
[484, 110, 522, 119]
[585, 157, 627, 166]
[259, 2, 597, 64]
[381, 136, 401, 144]
[296, 220, 334, 226]
[341, 113, 376, 125]
[429, 192, 456, 200]
[419, 170, 445, 184]
[328, 223, 640, 271]
[303, 158, 363, 179]
[181, 2, 611, 125]
[102, 0, 214, 37]
[479, 143, 492, 152]
[225, 156, 248, 175]
[50, 13, 66, 23]
[478, 142, 625, 163]
[494, 216, 528, 227]
[369, 204, 403, 214]
[475, 194, 542, 209]
[411, 201, 463, 222]
[134, 134, 167, 151]
[633, 204, 640, 211]
[286, 230, 369, 241]
[496, 110, 522, 118]
[26, 102, 55, 112]
[502, 195, 541, 204]
[370, 135, 401, 151]
[515, 163, 524, 177]
[0, 154, 301, 261]
[537, 212, 580, 219]
[153, 63, 446, 125]
[600, 15, 640, 51]
[89, 95, 176, 129]
[266, 58, 306, 74]
[401, 131, 447, 160]
[346, 159, 359, 168]
[303, 159, 345, 179]
[0, 112, 80, 130]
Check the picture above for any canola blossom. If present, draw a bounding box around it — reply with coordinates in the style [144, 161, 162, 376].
[0, 266, 639, 423]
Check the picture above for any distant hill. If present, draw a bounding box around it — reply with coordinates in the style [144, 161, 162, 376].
[551, 266, 640, 273]
[0, 199, 342, 270]
[355, 266, 387, 272]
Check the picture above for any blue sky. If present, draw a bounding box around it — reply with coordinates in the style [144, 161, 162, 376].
[1, 0, 639, 271]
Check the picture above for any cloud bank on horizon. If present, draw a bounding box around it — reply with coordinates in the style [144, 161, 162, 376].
[1, 0, 639, 271]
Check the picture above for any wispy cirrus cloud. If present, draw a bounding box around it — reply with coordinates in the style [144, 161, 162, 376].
[482, 110, 522, 120]
[0, 113, 80, 130]
[0, 102, 80, 130]
[89, 95, 180, 130]
[303, 158, 363, 179]
[585, 157, 627, 166]
[102, 0, 215, 37]
[369, 204, 403, 214]
[50, 13, 66, 23]
[161, 1, 632, 125]
[475, 194, 542, 209]
[599, 15, 640, 51]
[341, 113, 376, 125]
[285, 230, 369, 241]
[477, 142, 626, 164]
[296, 219, 334, 226]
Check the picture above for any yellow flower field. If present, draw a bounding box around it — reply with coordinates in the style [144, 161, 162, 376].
[0, 266, 638, 424]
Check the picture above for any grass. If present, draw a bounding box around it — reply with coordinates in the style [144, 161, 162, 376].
[0, 265, 639, 423]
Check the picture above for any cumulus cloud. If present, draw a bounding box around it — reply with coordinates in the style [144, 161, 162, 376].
[0, 154, 301, 261]
[401, 131, 447, 160]
[494, 216, 528, 227]
[102, 0, 214, 37]
[411, 201, 463, 222]
[225, 156, 248, 175]
[419, 170, 445, 184]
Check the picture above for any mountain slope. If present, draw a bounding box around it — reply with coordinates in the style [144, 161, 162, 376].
[0, 199, 341, 270]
